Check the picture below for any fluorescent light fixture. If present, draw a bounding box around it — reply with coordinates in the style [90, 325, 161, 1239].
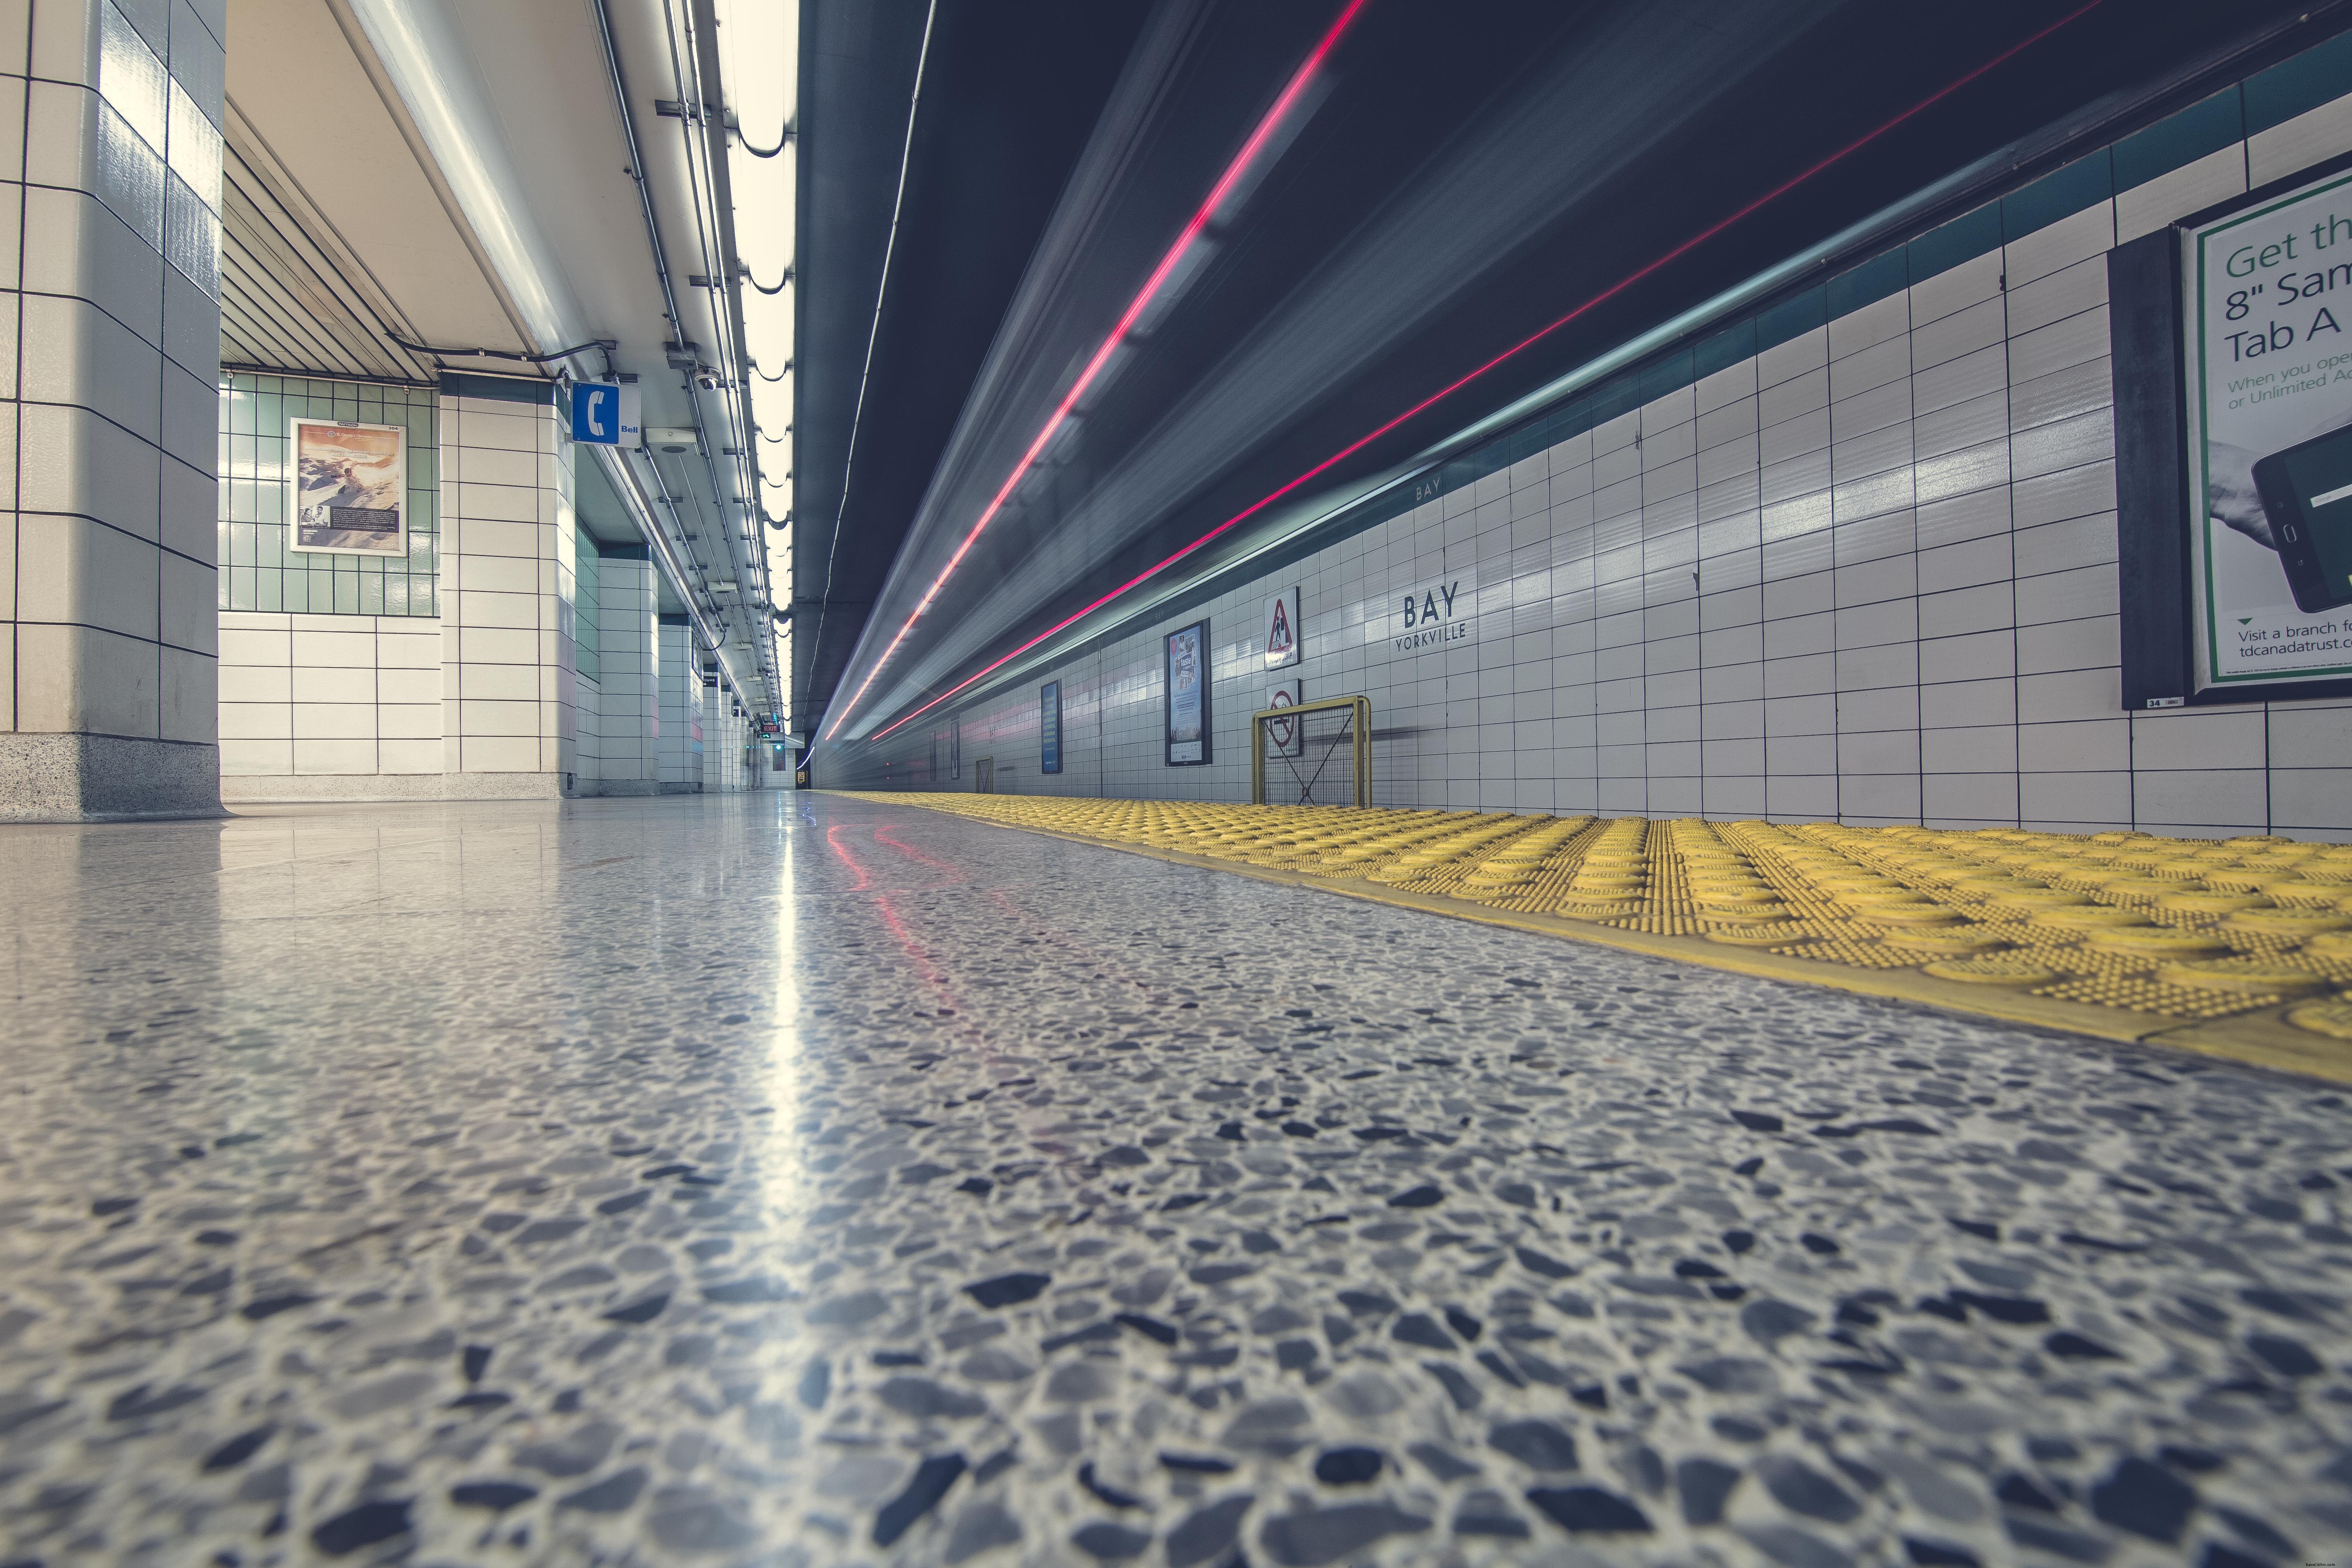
[714, 0, 795, 152]
[739, 272, 793, 379]
[713, 0, 797, 725]
[732, 154, 795, 297]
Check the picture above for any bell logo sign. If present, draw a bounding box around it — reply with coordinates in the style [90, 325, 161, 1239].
[570, 382, 643, 448]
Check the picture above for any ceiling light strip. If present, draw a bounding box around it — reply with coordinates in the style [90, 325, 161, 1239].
[822, 0, 1369, 739]
[863, 0, 2108, 743]
[686, 0, 791, 706]
[666, 2, 760, 660]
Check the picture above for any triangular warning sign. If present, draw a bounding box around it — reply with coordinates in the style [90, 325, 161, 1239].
[1268, 597, 1293, 653]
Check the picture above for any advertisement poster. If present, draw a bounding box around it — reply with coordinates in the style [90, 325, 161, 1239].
[1040, 681, 1062, 773]
[2185, 165, 2352, 692]
[1165, 620, 1210, 765]
[1265, 679, 1302, 757]
[1264, 586, 1301, 670]
[291, 419, 405, 555]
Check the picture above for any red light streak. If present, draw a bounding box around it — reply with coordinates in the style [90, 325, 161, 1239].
[865, 0, 2105, 743]
[871, 820, 1146, 991]
[824, 823, 870, 890]
[873, 824, 958, 875]
[829, 823, 962, 1011]
[824, 0, 1370, 740]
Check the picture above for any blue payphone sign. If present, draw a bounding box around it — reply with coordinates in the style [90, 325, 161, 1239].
[571, 382, 642, 447]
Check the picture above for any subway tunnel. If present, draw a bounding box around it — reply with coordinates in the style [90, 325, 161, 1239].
[4, 0, 2352, 1562]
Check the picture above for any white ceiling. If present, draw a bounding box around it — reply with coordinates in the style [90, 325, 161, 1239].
[223, 0, 526, 375]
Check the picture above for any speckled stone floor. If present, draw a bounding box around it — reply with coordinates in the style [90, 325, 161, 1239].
[0, 792, 2348, 1568]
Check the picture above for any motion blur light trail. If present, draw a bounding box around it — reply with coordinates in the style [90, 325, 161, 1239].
[860, 0, 2109, 746]
[823, 0, 1370, 741]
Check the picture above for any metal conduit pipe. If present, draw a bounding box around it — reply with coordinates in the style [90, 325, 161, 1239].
[650, 0, 764, 704]
[684, 0, 773, 604]
[591, 0, 741, 681]
[664, 0, 782, 710]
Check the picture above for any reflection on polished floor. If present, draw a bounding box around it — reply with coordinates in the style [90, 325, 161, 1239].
[1, 792, 2348, 1567]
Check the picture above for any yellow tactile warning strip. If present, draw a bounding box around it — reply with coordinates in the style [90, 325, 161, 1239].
[832, 793, 2352, 1084]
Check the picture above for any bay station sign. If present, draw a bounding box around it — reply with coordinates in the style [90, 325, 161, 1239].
[1394, 579, 1472, 653]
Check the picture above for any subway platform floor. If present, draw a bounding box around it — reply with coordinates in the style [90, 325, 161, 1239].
[0, 792, 2347, 1568]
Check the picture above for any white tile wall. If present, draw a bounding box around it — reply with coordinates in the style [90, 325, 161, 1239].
[5, 0, 223, 813]
[573, 668, 603, 785]
[213, 385, 599, 800]
[216, 611, 441, 790]
[580, 555, 658, 791]
[852, 83, 2352, 842]
[705, 703, 746, 793]
[438, 392, 574, 786]
[657, 622, 703, 790]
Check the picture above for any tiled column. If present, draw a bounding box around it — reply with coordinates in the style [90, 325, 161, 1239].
[702, 708, 719, 793]
[657, 616, 702, 791]
[591, 552, 657, 793]
[438, 385, 575, 797]
[2, 0, 225, 819]
[704, 695, 735, 792]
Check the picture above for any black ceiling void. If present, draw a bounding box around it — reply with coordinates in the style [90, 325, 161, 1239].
[793, 0, 1156, 740]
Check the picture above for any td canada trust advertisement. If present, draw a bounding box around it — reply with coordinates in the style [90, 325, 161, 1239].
[2185, 165, 2352, 693]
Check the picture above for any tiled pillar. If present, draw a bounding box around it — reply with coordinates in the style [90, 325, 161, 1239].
[716, 705, 744, 792]
[437, 385, 575, 797]
[704, 693, 732, 792]
[1, 0, 226, 819]
[657, 616, 702, 791]
[592, 552, 657, 793]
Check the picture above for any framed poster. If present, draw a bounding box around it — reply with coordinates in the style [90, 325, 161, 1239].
[290, 419, 405, 555]
[2177, 161, 2352, 697]
[1266, 679, 1303, 757]
[1263, 586, 1300, 670]
[1040, 681, 1062, 773]
[1165, 619, 1211, 765]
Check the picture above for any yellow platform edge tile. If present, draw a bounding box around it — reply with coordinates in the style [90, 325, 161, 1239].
[831, 794, 2352, 1085]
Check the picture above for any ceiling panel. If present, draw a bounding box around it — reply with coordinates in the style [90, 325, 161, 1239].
[221, 103, 433, 382]
[224, 0, 529, 370]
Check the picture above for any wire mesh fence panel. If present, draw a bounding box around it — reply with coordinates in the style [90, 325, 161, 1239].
[1254, 696, 1370, 807]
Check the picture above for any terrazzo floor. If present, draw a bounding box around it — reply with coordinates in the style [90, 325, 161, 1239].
[0, 791, 2348, 1568]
